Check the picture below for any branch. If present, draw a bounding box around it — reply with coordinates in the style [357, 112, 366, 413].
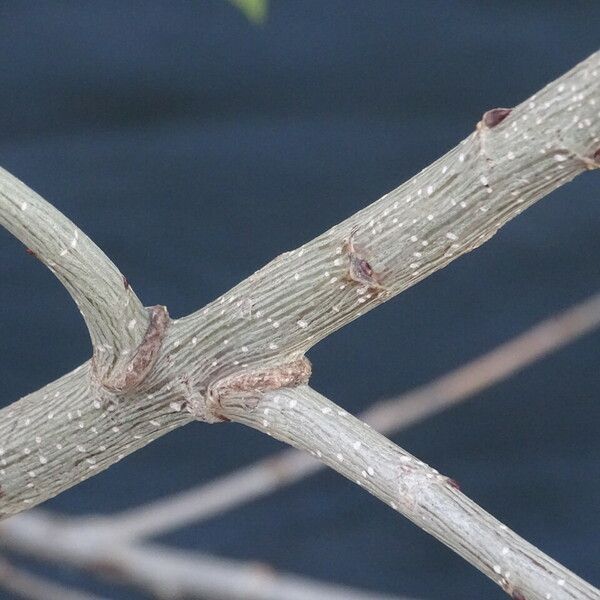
[0, 362, 191, 518]
[85, 291, 600, 541]
[13, 282, 598, 598]
[174, 52, 600, 377]
[0, 51, 597, 598]
[0, 167, 156, 388]
[0, 511, 409, 600]
[0, 555, 108, 600]
[219, 385, 599, 600]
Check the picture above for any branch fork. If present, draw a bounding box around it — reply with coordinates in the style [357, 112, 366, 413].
[1, 50, 599, 600]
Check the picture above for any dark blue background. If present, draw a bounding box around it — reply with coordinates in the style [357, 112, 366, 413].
[0, 2, 598, 598]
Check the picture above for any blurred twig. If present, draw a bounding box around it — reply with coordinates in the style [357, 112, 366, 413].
[0, 555, 108, 600]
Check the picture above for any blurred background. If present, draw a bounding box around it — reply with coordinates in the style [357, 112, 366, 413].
[0, 1, 598, 598]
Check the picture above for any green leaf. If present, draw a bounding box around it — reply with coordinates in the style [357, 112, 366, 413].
[228, 0, 269, 24]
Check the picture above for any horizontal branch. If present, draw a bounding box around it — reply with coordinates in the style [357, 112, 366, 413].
[0, 167, 150, 383]
[0, 511, 408, 600]
[219, 385, 600, 600]
[83, 290, 600, 541]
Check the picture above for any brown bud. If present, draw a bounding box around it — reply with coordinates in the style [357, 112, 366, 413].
[482, 108, 512, 128]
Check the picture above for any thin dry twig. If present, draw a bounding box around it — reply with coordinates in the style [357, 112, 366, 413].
[0, 555, 108, 600]
[0, 511, 410, 600]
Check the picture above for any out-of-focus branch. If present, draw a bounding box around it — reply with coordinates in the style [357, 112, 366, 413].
[0, 555, 108, 600]
[362, 290, 600, 431]
[88, 291, 600, 541]
[0, 511, 410, 600]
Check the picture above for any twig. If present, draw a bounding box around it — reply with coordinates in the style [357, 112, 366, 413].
[88, 291, 600, 541]
[0, 167, 150, 387]
[0, 51, 597, 519]
[362, 290, 600, 431]
[37, 283, 600, 600]
[0, 50, 598, 600]
[0, 511, 410, 600]
[0, 555, 108, 600]
[219, 385, 600, 600]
